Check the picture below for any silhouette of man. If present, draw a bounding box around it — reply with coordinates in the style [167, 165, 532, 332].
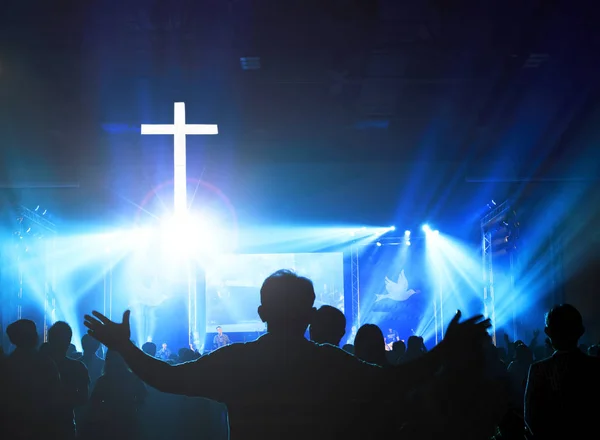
[2, 319, 61, 439]
[525, 304, 600, 439]
[85, 269, 492, 439]
[387, 339, 406, 366]
[80, 334, 105, 386]
[47, 321, 90, 439]
[142, 341, 157, 357]
[309, 305, 346, 346]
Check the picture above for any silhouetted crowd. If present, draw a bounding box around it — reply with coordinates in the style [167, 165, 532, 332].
[1, 269, 599, 440]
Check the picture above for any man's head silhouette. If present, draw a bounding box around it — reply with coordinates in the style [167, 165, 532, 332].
[6, 319, 38, 349]
[81, 333, 101, 355]
[142, 341, 157, 356]
[48, 321, 73, 355]
[258, 269, 316, 336]
[544, 303, 585, 351]
[309, 305, 346, 346]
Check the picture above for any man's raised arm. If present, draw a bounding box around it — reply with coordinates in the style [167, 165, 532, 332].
[84, 310, 236, 402]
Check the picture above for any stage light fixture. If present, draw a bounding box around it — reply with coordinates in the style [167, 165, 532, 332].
[376, 241, 382, 246]
[406, 240, 411, 246]
[404, 230, 411, 236]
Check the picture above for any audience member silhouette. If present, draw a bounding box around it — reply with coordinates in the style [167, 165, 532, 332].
[67, 343, 80, 359]
[141, 341, 157, 357]
[308, 304, 346, 346]
[80, 334, 105, 386]
[341, 343, 354, 354]
[2, 319, 61, 439]
[508, 342, 533, 391]
[524, 304, 600, 439]
[354, 324, 390, 367]
[84, 269, 493, 440]
[404, 335, 427, 362]
[47, 321, 91, 439]
[387, 339, 406, 365]
[82, 350, 147, 440]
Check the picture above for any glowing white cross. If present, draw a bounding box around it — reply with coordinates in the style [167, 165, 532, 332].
[141, 102, 218, 216]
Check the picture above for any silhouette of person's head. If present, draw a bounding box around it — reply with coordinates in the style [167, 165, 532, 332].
[354, 324, 387, 366]
[217, 326, 223, 335]
[544, 304, 585, 351]
[104, 349, 129, 375]
[257, 269, 316, 337]
[392, 340, 406, 356]
[6, 319, 38, 350]
[514, 342, 533, 364]
[142, 342, 157, 356]
[406, 336, 425, 354]
[309, 305, 346, 346]
[81, 333, 101, 355]
[47, 321, 73, 356]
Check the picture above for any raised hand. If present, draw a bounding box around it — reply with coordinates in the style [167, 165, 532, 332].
[442, 311, 492, 359]
[84, 310, 131, 351]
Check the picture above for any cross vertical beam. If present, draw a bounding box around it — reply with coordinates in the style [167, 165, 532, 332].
[141, 102, 218, 216]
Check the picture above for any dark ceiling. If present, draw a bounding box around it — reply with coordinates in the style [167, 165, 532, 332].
[1, 0, 599, 228]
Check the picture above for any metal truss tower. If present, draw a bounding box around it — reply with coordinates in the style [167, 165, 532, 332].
[14, 205, 57, 342]
[481, 200, 517, 344]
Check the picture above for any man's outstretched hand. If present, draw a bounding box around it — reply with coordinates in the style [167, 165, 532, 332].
[442, 311, 492, 362]
[84, 310, 131, 351]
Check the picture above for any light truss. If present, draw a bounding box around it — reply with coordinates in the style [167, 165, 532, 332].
[14, 205, 57, 342]
[481, 199, 515, 344]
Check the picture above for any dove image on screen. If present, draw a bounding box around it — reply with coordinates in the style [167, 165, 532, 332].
[375, 270, 419, 302]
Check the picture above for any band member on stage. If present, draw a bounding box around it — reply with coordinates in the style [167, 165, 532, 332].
[385, 328, 400, 351]
[213, 326, 231, 349]
[156, 342, 171, 361]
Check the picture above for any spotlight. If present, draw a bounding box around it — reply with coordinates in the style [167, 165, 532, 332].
[405, 240, 411, 246]
[422, 224, 431, 233]
[376, 242, 382, 247]
[404, 230, 411, 236]
[389, 226, 396, 231]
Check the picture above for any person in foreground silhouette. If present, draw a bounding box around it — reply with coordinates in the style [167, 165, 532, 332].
[524, 304, 600, 439]
[47, 321, 90, 439]
[354, 324, 390, 367]
[82, 350, 147, 440]
[308, 304, 346, 346]
[85, 269, 493, 440]
[80, 334, 105, 386]
[141, 341, 157, 357]
[2, 319, 61, 439]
